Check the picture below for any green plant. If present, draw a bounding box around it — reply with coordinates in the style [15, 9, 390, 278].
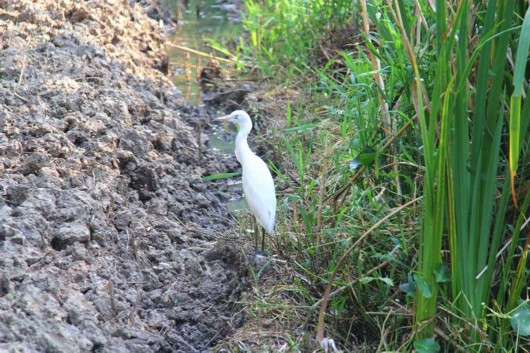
[387, 0, 530, 349]
[224, 0, 530, 350]
[239, 0, 355, 76]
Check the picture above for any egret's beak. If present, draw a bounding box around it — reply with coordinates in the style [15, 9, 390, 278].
[213, 115, 230, 122]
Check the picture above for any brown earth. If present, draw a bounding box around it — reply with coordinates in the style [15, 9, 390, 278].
[0, 1, 246, 352]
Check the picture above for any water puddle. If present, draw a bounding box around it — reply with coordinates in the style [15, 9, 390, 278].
[164, 0, 241, 105]
[164, 0, 247, 214]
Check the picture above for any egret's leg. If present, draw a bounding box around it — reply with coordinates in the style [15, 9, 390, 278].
[253, 219, 259, 252]
[260, 227, 266, 253]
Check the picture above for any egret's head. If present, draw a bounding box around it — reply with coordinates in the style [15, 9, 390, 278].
[214, 110, 252, 128]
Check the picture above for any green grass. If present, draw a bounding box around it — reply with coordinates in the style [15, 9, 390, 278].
[214, 0, 530, 351]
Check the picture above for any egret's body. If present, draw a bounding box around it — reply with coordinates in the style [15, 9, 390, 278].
[215, 110, 276, 250]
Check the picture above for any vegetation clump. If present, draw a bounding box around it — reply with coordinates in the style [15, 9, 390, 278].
[215, 0, 530, 351]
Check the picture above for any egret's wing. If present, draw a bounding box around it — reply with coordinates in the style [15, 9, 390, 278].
[242, 156, 277, 234]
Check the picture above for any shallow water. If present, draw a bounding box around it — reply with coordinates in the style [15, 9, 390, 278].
[165, 0, 248, 213]
[164, 0, 241, 105]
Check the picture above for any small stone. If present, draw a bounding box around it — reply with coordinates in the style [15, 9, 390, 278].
[10, 231, 27, 245]
[153, 262, 172, 273]
[51, 221, 90, 250]
[194, 193, 210, 208]
[5, 185, 29, 206]
[0, 224, 23, 242]
[19, 152, 50, 175]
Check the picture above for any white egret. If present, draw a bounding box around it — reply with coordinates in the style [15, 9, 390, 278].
[214, 110, 276, 252]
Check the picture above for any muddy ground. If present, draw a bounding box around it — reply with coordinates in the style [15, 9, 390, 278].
[0, 1, 247, 352]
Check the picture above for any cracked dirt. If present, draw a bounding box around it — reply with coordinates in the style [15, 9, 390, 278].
[0, 1, 246, 352]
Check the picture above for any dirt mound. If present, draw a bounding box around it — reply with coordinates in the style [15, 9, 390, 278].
[0, 1, 244, 352]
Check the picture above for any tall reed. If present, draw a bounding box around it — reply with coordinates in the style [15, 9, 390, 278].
[387, 0, 530, 348]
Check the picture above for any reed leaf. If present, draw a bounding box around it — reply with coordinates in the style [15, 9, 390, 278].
[509, 6, 530, 206]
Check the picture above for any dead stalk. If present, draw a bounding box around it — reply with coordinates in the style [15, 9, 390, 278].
[108, 280, 118, 318]
[167, 42, 235, 64]
[127, 290, 141, 325]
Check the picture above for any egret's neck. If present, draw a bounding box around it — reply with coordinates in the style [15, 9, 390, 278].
[235, 122, 253, 165]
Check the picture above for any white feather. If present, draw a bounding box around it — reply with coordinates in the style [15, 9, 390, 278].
[215, 110, 277, 236]
[242, 154, 276, 234]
